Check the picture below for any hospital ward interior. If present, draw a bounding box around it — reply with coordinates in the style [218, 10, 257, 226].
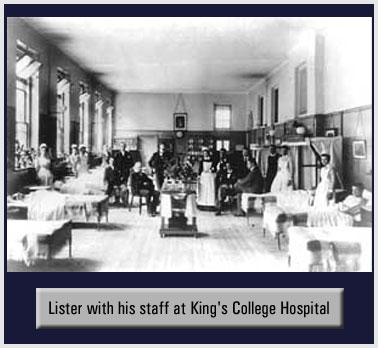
[6, 17, 372, 272]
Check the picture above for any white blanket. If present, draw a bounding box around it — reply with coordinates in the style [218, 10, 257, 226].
[60, 167, 106, 195]
[161, 193, 196, 222]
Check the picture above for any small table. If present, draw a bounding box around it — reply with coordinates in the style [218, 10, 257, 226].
[160, 189, 198, 237]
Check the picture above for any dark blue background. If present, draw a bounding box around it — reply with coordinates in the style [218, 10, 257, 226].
[4, 4, 374, 344]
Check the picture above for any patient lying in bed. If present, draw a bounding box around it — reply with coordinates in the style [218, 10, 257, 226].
[337, 183, 369, 222]
[264, 184, 370, 242]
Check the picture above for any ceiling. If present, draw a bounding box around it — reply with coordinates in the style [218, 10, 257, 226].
[25, 17, 327, 94]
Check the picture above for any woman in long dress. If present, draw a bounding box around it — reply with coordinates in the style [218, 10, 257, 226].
[69, 144, 80, 177]
[197, 148, 216, 207]
[271, 146, 293, 193]
[77, 144, 89, 176]
[35, 143, 53, 186]
[313, 153, 335, 207]
[101, 144, 111, 167]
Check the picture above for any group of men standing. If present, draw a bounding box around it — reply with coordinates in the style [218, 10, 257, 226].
[104, 141, 284, 217]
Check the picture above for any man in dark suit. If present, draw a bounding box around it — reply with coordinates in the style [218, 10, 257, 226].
[235, 146, 251, 179]
[114, 142, 134, 188]
[215, 162, 238, 216]
[148, 142, 172, 190]
[131, 162, 159, 216]
[215, 148, 229, 171]
[105, 156, 129, 206]
[265, 145, 281, 192]
[104, 157, 116, 197]
[234, 157, 264, 216]
[214, 148, 229, 192]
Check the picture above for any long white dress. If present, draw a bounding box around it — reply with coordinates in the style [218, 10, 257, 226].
[69, 153, 80, 177]
[197, 160, 216, 207]
[271, 155, 293, 193]
[78, 153, 89, 176]
[313, 164, 335, 208]
[35, 156, 53, 186]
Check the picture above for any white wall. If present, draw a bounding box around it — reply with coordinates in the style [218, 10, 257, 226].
[247, 19, 372, 125]
[115, 18, 372, 138]
[114, 92, 248, 136]
[323, 18, 372, 113]
[247, 30, 317, 127]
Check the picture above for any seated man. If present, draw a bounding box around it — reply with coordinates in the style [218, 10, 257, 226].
[234, 158, 264, 216]
[131, 162, 159, 216]
[104, 157, 128, 205]
[215, 162, 237, 216]
[234, 146, 251, 179]
[105, 157, 128, 206]
[338, 183, 368, 222]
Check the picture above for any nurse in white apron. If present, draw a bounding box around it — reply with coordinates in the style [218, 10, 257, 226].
[197, 149, 216, 207]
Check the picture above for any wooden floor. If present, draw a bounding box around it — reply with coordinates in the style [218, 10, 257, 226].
[7, 206, 290, 272]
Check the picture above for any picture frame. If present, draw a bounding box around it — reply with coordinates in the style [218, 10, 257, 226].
[173, 113, 187, 131]
[353, 140, 367, 159]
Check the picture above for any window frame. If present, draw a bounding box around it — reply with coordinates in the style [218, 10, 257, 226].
[271, 87, 279, 124]
[15, 41, 41, 170]
[16, 78, 30, 149]
[216, 139, 230, 152]
[258, 95, 264, 126]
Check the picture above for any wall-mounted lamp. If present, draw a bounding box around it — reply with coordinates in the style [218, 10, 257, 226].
[292, 120, 306, 135]
[296, 126, 306, 135]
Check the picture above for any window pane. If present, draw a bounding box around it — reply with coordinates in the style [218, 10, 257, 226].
[16, 89, 26, 122]
[272, 88, 279, 123]
[258, 96, 264, 126]
[56, 94, 64, 155]
[16, 123, 28, 149]
[223, 140, 230, 151]
[215, 105, 231, 129]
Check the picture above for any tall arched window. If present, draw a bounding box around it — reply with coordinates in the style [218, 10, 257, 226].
[15, 40, 41, 168]
[56, 68, 70, 157]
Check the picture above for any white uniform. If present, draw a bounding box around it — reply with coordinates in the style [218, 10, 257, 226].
[271, 155, 293, 193]
[313, 164, 335, 207]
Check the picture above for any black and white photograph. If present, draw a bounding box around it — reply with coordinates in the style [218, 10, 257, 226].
[352, 140, 367, 159]
[6, 17, 372, 272]
[174, 113, 187, 131]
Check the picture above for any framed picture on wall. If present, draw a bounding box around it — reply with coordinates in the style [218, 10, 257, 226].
[174, 113, 187, 131]
[353, 140, 367, 159]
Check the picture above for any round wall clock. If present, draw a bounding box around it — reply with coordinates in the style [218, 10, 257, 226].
[176, 131, 184, 139]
